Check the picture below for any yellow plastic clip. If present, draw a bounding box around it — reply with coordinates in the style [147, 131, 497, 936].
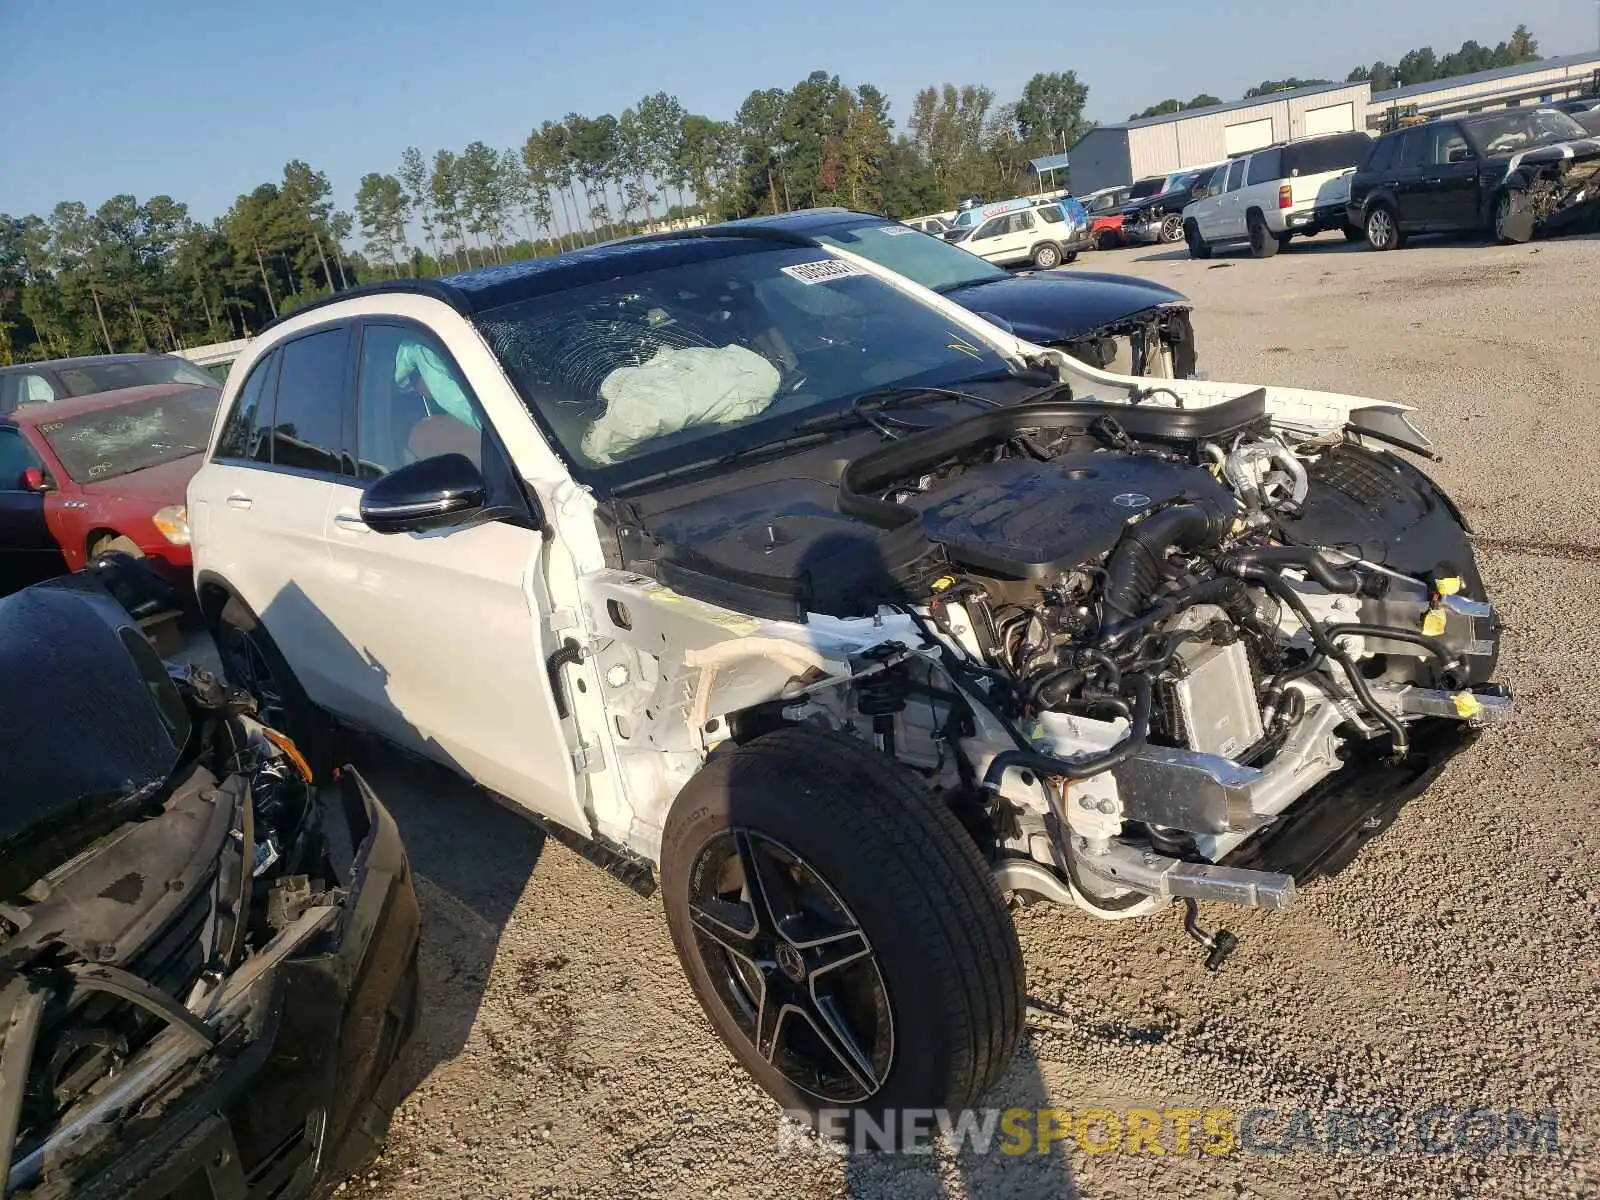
[1421, 607, 1448, 637]
[931, 576, 956, 593]
[1453, 692, 1483, 719]
[1435, 577, 1463, 597]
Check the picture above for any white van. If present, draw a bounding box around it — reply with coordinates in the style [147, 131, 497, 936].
[1181, 132, 1374, 258]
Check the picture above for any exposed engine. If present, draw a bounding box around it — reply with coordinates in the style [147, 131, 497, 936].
[824, 392, 1506, 918]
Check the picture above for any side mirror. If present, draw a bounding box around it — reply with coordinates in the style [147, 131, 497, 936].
[21, 466, 51, 493]
[1448, 147, 1472, 164]
[360, 453, 487, 535]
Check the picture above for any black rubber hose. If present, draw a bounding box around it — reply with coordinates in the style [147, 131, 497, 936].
[1100, 575, 1243, 648]
[1099, 502, 1232, 640]
[1321, 623, 1460, 673]
[1226, 564, 1410, 756]
[1218, 546, 1362, 594]
[983, 675, 1153, 787]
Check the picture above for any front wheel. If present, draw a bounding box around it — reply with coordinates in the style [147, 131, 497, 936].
[1185, 221, 1213, 259]
[1158, 214, 1185, 243]
[1494, 188, 1534, 244]
[1031, 243, 1061, 269]
[660, 727, 1024, 1141]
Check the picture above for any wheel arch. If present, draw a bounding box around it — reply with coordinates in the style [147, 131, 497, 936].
[194, 568, 243, 625]
[85, 527, 126, 558]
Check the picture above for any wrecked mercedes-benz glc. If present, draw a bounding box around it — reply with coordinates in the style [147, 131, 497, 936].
[0, 574, 418, 1198]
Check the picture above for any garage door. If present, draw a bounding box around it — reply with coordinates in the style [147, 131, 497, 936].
[1304, 102, 1356, 136]
[1223, 118, 1275, 156]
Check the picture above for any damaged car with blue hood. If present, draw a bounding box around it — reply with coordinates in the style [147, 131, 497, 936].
[704, 209, 1199, 378]
[0, 566, 419, 1199]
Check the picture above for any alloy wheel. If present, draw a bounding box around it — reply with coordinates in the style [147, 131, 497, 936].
[1367, 208, 1395, 248]
[686, 829, 894, 1104]
[222, 626, 288, 729]
[1495, 193, 1511, 241]
[1160, 215, 1184, 243]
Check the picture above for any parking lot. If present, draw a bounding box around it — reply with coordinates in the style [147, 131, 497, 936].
[334, 231, 1600, 1200]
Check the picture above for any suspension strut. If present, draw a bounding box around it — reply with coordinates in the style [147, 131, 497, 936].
[856, 648, 910, 758]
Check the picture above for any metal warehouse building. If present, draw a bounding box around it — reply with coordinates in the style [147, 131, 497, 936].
[1068, 82, 1370, 194]
[1368, 51, 1600, 122]
[1068, 53, 1600, 193]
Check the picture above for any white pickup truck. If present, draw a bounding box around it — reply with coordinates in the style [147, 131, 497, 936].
[1182, 131, 1374, 258]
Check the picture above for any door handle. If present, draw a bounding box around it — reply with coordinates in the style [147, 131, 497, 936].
[226, 492, 253, 510]
[332, 511, 369, 534]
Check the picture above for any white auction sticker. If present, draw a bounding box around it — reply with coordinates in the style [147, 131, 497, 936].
[878, 225, 915, 236]
[780, 259, 869, 285]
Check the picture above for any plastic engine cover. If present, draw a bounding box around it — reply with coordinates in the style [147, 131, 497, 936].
[915, 451, 1234, 578]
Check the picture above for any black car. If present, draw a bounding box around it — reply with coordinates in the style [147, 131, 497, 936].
[1118, 169, 1219, 245]
[0, 354, 219, 415]
[1348, 107, 1600, 249]
[701, 210, 1199, 377]
[0, 572, 420, 1199]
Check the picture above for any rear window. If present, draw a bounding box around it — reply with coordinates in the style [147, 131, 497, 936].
[1127, 178, 1166, 200]
[1246, 149, 1283, 186]
[57, 358, 218, 397]
[38, 388, 220, 483]
[1280, 133, 1372, 177]
[1362, 133, 1400, 173]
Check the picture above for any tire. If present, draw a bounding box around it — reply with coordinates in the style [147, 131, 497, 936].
[1343, 225, 1365, 243]
[211, 594, 334, 778]
[1184, 221, 1212, 260]
[1493, 188, 1534, 244]
[660, 726, 1024, 1144]
[1158, 213, 1185, 243]
[1063, 250, 1079, 264]
[1097, 229, 1120, 251]
[90, 533, 143, 560]
[1248, 213, 1280, 258]
[1365, 203, 1402, 251]
[1030, 243, 1061, 269]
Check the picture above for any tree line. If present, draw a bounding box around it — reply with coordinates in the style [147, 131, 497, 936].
[0, 25, 1548, 364]
[0, 67, 1091, 365]
[1132, 25, 1539, 120]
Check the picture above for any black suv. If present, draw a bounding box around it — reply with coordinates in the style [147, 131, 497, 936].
[1348, 107, 1600, 249]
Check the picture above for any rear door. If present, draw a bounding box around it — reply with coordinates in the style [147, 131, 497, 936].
[1420, 122, 1481, 230]
[1217, 156, 1252, 240]
[191, 327, 365, 715]
[1390, 128, 1431, 228]
[0, 426, 67, 594]
[316, 318, 589, 832]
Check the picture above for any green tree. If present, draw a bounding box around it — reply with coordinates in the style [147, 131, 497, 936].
[355, 173, 410, 275]
[1013, 71, 1091, 154]
[1130, 94, 1221, 120]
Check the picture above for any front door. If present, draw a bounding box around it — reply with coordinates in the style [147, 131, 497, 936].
[1216, 157, 1252, 241]
[1190, 165, 1228, 239]
[317, 320, 589, 834]
[0, 428, 67, 595]
[1420, 123, 1482, 230]
[1390, 127, 1432, 229]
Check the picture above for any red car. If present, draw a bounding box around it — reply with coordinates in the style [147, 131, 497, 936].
[0, 383, 220, 594]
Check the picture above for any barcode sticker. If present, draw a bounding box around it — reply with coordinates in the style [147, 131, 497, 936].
[879, 226, 915, 236]
[780, 259, 869, 285]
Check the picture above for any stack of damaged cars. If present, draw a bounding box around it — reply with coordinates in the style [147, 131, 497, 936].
[0, 564, 418, 1199]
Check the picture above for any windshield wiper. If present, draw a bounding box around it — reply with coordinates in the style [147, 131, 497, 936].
[795, 383, 1006, 437]
[611, 430, 836, 494]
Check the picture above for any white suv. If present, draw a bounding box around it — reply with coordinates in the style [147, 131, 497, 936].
[188, 232, 1505, 1140]
[1181, 132, 1373, 258]
[944, 200, 1088, 268]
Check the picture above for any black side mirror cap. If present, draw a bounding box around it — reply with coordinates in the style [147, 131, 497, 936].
[360, 453, 489, 535]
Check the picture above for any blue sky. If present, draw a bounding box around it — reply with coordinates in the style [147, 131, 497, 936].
[2, 0, 1595, 225]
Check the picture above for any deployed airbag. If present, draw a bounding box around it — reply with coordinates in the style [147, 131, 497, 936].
[582, 344, 780, 464]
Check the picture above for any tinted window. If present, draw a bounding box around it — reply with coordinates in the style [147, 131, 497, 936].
[39, 388, 220, 483]
[0, 428, 43, 489]
[355, 324, 486, 479]
[1396, 128, 1428, 168]
[1226, 158, 1248, 190]
[214, 351, 278, 462]
[1127, 177, 1166, 200]
[270, 328, 350, 475]
[1246, 148, 1284, 186]
[973, 216, 1006, 240]
[1012, 210, 1035, 231]
[1281, 133, 1373, 177]
[1426, 124, 1472, 165]
[1363, 133, 1399, 173]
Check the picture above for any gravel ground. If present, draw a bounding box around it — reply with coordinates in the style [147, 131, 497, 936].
[321, 230, 1600, 1199]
